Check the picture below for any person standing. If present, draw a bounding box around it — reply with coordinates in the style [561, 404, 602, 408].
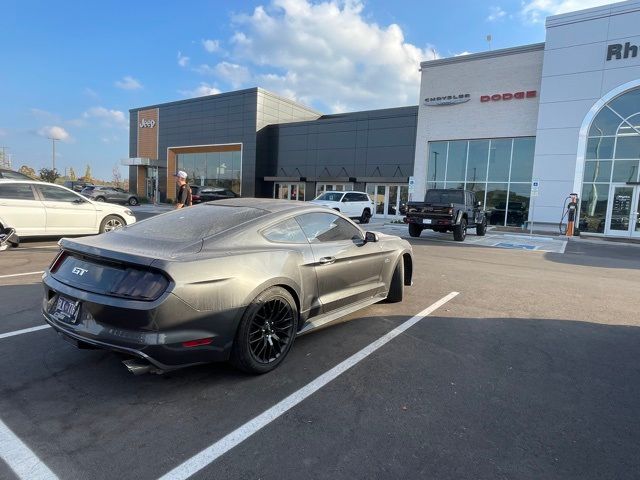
[174, 170, 192, 209]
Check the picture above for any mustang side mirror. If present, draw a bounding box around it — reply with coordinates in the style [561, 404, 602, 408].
[365, 231, 379, 243]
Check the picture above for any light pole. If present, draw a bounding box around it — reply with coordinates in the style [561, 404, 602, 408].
[47, 137, 59, 171]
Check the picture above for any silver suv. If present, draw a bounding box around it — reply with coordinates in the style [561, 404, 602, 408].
[81, 186, 139, 206]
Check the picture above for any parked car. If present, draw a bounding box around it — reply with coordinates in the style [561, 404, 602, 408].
[0, 168, 35, 180]
[0, 179, 136, 237]
[81, 185, 139, 206]
[64, 180, 94, 192]
[198, 187, 238, 203]
[404, 188, 487, 241]
[190, 185, 203, 204]
[309, 191, 374, 223]
[41, 198, 413, 374]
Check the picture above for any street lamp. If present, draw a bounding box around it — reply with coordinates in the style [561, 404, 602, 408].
[47, 137, 60, 170]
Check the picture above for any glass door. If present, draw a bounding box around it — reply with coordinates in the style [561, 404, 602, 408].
[606, 184, 636, 236]
[633, 187, 640, 238]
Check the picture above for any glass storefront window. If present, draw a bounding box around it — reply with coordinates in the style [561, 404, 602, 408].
[486, 183, 508, 226]
[487, 139, 511, 182]
[446, 141, 467, 181]
[427, 142, 447, 183]
[510, 137, 535, 182]
[586, 137, 615, 159]
[611, 160, 639, 182]
[466, 140, 489, 185]
[588, 106, 623, 136]
[177, 148, 242, 195]
[507, 184, 530, 227]
[579, 184, 608, 233]
[614, 135, 640, 159]
[583, 160, 612, 183]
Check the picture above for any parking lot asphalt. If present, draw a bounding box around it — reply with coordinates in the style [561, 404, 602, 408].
[1, 231, 639, 480]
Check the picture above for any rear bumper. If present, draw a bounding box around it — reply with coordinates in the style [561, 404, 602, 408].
[42, 273, 240, 370]
[404, 216, 454, 227]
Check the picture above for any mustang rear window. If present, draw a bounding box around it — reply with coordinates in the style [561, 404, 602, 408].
[119, 205, 268, 241]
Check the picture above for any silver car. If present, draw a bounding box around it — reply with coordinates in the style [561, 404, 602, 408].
[81, 186, 139, 206]
[42, 198, 413, 375]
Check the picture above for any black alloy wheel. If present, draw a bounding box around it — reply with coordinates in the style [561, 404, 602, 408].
[231, 287, 297, 374]
[360, 209, 371, 224]
[453, 217, 467, 241]
[128, 197, 139, 206]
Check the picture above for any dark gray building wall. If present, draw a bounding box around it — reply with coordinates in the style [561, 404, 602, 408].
[261, 106, 418, 195]
[128, 115, 138, 194]
[129, 88, 320, 199]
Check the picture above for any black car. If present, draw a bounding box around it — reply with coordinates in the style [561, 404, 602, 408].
[198, 187, 238, 202]
[42, 199, 413, 375]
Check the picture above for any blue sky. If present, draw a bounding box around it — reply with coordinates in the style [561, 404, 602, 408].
[0, 0, 619, 180]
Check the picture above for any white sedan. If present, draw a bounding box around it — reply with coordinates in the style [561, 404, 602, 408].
[0, 180, 137, 237]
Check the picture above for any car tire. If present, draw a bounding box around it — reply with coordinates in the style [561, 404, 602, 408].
[128, 197, 139, 206]
[476, 218, 487, 236]
[230, 286, 298, 374]
[95, 196, 106, 202]
[360, 208, 371, 224]
[408, 223, 423, 238]
[99, 215, 125, 233]
[384, 259, 404, 303]
[453, 217, 467, 241]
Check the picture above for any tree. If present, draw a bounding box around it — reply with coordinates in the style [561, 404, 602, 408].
[68, 167, 77, 181]
[112, 164, 122, 188]
[18, 165, 37, 179]
[39, 168, 61, 183]
[84, 164, 92, 183]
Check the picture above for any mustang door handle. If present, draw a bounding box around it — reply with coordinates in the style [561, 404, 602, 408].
[319, 256, 336, 265]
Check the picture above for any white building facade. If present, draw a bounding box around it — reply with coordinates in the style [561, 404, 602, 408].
[414, 0, 640, 238]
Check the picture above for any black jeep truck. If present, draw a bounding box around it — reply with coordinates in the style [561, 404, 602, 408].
[404, 189, 487, 241]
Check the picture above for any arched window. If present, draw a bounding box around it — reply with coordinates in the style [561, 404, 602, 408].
[580, 87, 640, 233]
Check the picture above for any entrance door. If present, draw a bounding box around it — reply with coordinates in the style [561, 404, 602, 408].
[606, 184, 640, 237]
[366, 184, 408, 219]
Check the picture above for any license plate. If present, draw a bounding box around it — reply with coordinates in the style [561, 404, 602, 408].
[52, 296, 80, 324]
[421, 218, 432, 224]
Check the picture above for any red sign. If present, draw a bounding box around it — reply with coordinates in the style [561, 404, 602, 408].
[480, 91, 537, 102]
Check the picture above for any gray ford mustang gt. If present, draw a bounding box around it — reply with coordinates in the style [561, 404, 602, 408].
[42, 198, 413, 374]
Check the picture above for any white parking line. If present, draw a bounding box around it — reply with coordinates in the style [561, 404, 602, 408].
[0, 271, 45, 279]
[0, 418, 59, 480]
[158, 291, 460, 480]
[0, 325, 51, 340]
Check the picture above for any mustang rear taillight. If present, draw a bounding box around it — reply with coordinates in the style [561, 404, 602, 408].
[49, 251, 68, 273]
[109, 269, 169, 301]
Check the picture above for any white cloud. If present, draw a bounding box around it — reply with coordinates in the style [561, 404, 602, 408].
[37, 125, 71, 142]
[202, 38, 220, 53]
[82, 107, 128, 128]
[521, 0, 618, 23]
[179, 83, 222, 98]
[227, 0, 433, 113]
[214, 62, 251, 88]
[194, 63, 217, 75]
[455, 51, 472, 57]
[83, 87, 99, 98]
[30, 108, 56, 119]
[115, 75, 143, 90]
[178, 51, 190, 67]
[0, 128, 7, 137]
[487, 6, 506, 22]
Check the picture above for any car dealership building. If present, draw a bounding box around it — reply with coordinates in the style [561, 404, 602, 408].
[127, 0, 640, 237]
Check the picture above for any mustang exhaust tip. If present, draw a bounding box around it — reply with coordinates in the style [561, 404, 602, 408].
[122, 359, 162, 375]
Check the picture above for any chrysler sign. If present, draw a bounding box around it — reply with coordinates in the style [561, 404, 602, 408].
[480, 91, 537, 102]
[424, 94, 471, 106]
[139, 119, 156, 128]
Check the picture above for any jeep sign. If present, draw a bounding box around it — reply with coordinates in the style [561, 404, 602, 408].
[139, 119, 156, 128]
